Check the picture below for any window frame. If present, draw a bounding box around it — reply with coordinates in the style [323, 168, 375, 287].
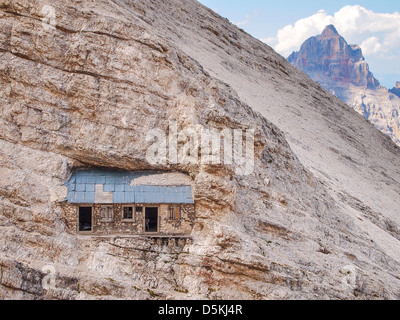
[168, 205, 182, 221]
[100, 205, 114, 222]
[122, 205, 135, 222]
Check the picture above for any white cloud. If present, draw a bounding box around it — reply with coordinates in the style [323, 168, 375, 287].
[273, 9, 334, 55]
[235, 15, 251, 27]
[361, 37, 384, 55]
[264, 5, 400, 62]
[234, 9, 260, 28]
[260, 37, 277, 45]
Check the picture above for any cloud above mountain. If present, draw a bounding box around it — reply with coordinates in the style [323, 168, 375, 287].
[263, 5, 400, 62]
[234, 9, 260, 27]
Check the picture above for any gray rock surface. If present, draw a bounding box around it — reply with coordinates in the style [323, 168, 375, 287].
[0, 0, 399, 300]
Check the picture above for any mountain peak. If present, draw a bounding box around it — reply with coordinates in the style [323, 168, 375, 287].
[321, 25, 339, 37]
[288, 25, 380, 89]
[390, 82, 400, 98]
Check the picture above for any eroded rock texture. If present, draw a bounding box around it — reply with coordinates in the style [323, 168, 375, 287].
[0, 0, 400, 300]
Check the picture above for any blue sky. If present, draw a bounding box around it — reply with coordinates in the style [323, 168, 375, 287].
[198, 0, 400, 88]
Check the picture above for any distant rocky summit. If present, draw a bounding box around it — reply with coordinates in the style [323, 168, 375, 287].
[390, 82, 400, 98]
[288, 25, 380, 89]
[288, 25, 400, 146]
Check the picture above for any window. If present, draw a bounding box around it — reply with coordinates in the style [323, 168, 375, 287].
[169, 206, 181, 221]
[123, 207, 134, 220]
[101, 206, 113, 222]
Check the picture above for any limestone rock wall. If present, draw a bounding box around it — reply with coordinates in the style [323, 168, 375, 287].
[0, 0, 399, 300]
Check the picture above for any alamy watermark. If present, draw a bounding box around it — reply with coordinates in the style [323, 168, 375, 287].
[341, 265, 357, 290]
[146, 120, 255, 176]
[38, 5, 255, 176]
[42, 265, 56, 291]
[40, 5, 56, 31]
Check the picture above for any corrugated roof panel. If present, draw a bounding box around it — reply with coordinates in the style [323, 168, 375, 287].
[113, 192, 125, 203]
[119, 176, 129, 184]
[75, 175, 87, 184]
[155, 186, 169, 194]
[87, 175, 97, 184]
[143, 192, 153, 203]
[184, 193, 194, 204]
[105, 176, 116, 184]
[142, 186, 153, 193]
[84, 192, 95, 203]
[74, 192, 86, 203]
[166, 187, 179, 193]
[133, 186, 145, 192]
[104, 184, 115, 192]
[96, 176, 106, 184]
[124, 184, 134, 192]
[169, 192, 185, 204]
[85, 184, 95, 192]
[115, 184, 124, 192]
[67, 191, 75, 202]
[145, 192, 164, 204]
[185, 194, 195, 204]
[167, 196, 179, 204]
[75, 184, 86, 192]
[66, 170, 194, 204]
[179, 186, 189, 193]
[135, 192, 145, 203]
[177, 192, 188, 203]
[124, 192, 135, 203]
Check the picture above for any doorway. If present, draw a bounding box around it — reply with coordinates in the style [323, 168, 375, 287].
[145, 207, 158, 233]
[79, 207, 92, 232]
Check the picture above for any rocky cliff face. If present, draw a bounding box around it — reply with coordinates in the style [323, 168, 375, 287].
[288, 25, 400, 146]
[1, 1, 400, 300]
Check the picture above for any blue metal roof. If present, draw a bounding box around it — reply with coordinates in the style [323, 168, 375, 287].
[65, 170, 194, 204]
